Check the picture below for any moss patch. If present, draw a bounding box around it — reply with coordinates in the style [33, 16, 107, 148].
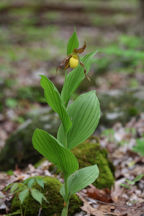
[10, 176, 82, 216]
[44, 141, 115, 189]
[72, 141, 115, 189]
[0, 108, 59, 171]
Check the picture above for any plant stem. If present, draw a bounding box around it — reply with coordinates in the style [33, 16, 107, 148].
[64, 176, 68, 198]
[61, 201, 69, 216]
[61, 176, 69, 216]
[20, 204, 23, 216]
[62, 107, 69, 215]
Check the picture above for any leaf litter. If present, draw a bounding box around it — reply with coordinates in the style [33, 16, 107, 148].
[0, 114, 144, 215]
[76, 114, 144, 215]
[0, 115, 144, 215]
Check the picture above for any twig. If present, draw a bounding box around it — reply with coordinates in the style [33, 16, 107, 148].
[38, 207, 42, 216]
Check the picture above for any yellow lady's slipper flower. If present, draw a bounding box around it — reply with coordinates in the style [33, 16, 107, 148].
[56, 41, 90, 81]
[69, 55, 79, 69]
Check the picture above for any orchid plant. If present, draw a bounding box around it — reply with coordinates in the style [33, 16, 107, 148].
[32, 31, 100, 216]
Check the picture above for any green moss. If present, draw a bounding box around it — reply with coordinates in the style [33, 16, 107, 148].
[37, 142, 115, 189]
[46, 141, 115, 189]
[10, 176, 82, 216]
[72, 142, 115, 189]
[0, 109, 59, 171]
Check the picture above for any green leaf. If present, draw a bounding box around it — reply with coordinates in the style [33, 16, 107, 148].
[133, 138, 144, 156]
[27, 179, 35, 188]
[133, 174, 144, 183]
[120, 183, 130, 189]
[67, 31, 79, 55]
[5, 183, 25, 193]
[36, 178, 44, 189]
[58, 91, 100, 149]
[126, 174, 144, 185]
[61, 51, 97, 106]
[32, 129, 79, 176]
[40, 75, 72, 133]
[6, 209, 21, 215]
[60, 165, 99, 197]
[10, 183, 19, 193]
[125, 179, 134, 185]
[6, 98, 18, 108]
[31, 188, 47, 205]
[18, 189, 29, 204]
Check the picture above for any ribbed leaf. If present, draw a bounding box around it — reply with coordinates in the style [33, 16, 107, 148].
[32, 129, 79, 176]
[61, 51, 97, 106]
[31, 188, 47, 204]
[40, 75, 72, 133]
[10, 183, 19, 193]
[60, 165, 99, 197]
[67, 31, 79, 55]
[68, 165, 99, 195]
[36, 178, 44, 189]
[18, 189, 29, 204]
[58, 91, 100, 149]
[27, 179, 35, 188]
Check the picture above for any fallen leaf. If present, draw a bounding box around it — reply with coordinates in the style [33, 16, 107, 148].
[87, 185, 112, 203]
[79, 193, 116, 216]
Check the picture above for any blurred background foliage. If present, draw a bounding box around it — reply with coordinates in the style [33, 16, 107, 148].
[1, 2, 144, 213]
[0, 0, 144, 124]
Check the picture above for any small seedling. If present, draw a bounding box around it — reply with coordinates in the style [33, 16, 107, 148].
[133, 137, 144, 156]
[32, 31, 100, 216]
[8, 177, 47, 215]
[121, 174, 144, 189]
[5, 98, 18, 108]
[102, 129, 115, 142]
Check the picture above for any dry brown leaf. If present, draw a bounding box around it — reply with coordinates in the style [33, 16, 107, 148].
[111, 180, 124, 203]
[87, 185, 112, 203]
[79, 194, 117, 216]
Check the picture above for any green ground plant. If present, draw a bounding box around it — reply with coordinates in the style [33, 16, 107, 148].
[94, 35, 144, 74]
[32, 31, 100, 216]
[121, 174, 144, 189]
[133, 138, 144, 156]
[6, 177, 47, 215]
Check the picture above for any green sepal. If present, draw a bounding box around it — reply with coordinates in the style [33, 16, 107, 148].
[67, 31, 79, 55]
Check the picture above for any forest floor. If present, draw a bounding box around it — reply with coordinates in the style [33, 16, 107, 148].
[0, 1, 144, 215]
[0, 115, 144, 215]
